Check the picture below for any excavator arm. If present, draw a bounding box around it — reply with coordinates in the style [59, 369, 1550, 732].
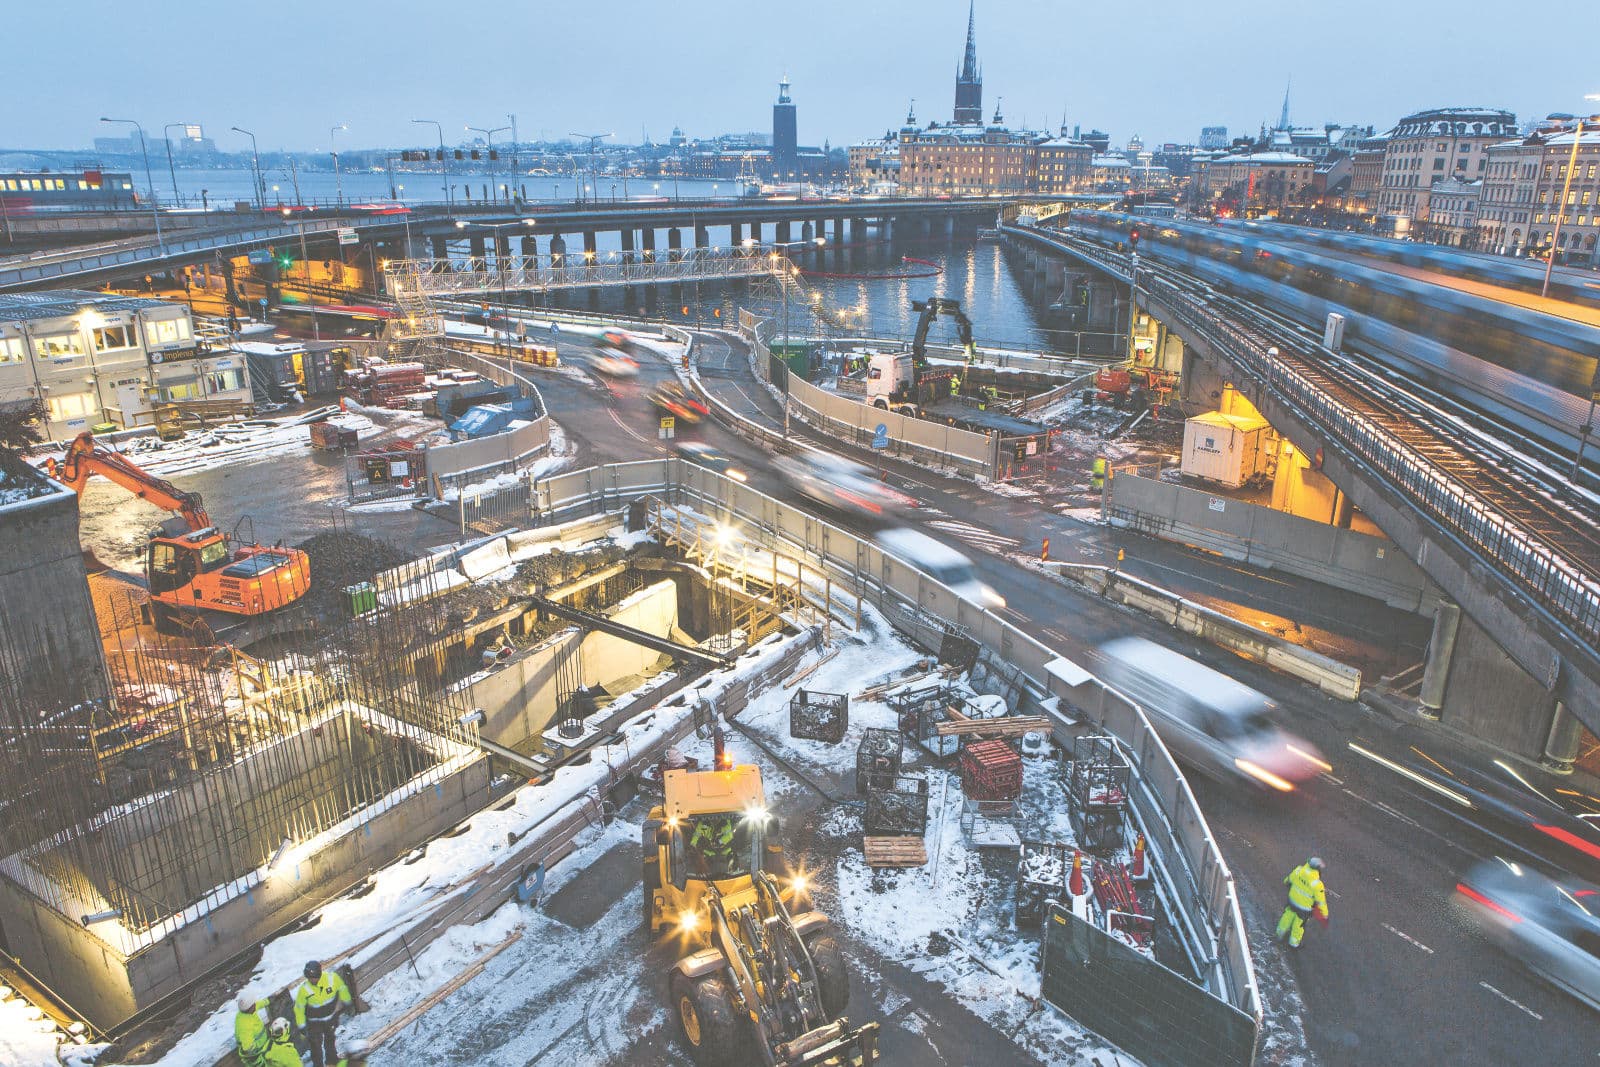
[51, 431, 212, 531]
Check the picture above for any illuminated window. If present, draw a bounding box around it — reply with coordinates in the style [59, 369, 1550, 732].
[46, 392, 95, 421]
[33, 333, 85, 360]
[93, 325, 135, 351]
[0, 336, 24, 364]
[162, 380, 203, 401]
[144, 317, 192, 346]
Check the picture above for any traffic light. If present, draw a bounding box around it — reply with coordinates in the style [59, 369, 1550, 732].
[277, 250, 293, 271]
[1129, 228, 1140, 248]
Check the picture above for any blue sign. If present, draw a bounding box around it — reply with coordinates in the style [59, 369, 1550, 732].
[247, 250, 272, 265]
[871, 423, 889, 450]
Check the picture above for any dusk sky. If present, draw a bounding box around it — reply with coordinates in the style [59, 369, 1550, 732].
[5, 0, 1590, 152]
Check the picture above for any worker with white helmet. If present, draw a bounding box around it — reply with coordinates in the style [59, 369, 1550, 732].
[232, 992, 271, 1067]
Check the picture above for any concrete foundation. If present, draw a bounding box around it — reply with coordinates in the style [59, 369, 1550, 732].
[0, 721, 488, 1031]
[463, 579, 680, 750]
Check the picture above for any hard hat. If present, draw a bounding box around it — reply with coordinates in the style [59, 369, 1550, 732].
[303, 960, 323, 981]
[269, 1018, 291, 1038]
[237, 993, 257, 1013]
[1308, 857, 1325, 871]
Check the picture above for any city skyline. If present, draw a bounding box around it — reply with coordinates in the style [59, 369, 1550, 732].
[2, 0, 1589, 155]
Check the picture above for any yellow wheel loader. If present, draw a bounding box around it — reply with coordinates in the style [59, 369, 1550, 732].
[643, 730, 879, 1067]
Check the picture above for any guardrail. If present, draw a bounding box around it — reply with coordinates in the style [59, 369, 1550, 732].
[503, 457, 1259, 1026]
[734, 316, 1000, 478]
[0, 221, 343, 289]
[1005, 224, 1600, 661]
[403, 247, 780, 296]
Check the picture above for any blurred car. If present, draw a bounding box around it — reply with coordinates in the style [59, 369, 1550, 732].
[675, 442, 747, 482]
[649, 382, 709, 424]
[587, 351, 639, 377]
[1396, 752, 1600, 886]
[599, 328, 642, 356]
[1456, 857, 1600, 1012]
[875, 527, 1003, 609]
[772, 449, 918, 520]
[1095, 637, 1328, 792]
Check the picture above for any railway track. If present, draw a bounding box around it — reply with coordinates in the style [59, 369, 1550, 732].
[1015, 226, 1600, 649]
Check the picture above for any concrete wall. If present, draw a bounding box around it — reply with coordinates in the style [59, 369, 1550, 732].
[0, 476, 105, 689]
[1108, 473, 1442, 612]
[579, 580, 677, 688]
[1438, 611, 1560, 757]
[426, 417, 551, 483]
[463, 580, 679, 750]
[467, 629, 583, 749]
[786, 372, 996, 476]
[0, 754, 491, 1031]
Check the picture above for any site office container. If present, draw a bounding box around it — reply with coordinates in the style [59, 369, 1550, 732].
[1180, 411, 1274, 489]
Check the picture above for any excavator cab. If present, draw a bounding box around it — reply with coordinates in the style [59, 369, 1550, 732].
[145, 528, 228, 598]
[50, 432, 311, 625]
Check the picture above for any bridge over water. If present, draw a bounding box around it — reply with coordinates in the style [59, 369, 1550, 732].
[0, 197, 1000, 294]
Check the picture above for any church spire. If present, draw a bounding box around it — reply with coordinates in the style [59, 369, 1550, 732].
[953, 1, 983, 124]
[1278, 77, 1292, 131]
[961, 0, 978, 81]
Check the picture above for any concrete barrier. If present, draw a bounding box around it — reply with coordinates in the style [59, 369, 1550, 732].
[1049, 562, 1363, 700]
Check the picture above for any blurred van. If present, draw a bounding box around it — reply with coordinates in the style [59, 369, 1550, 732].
[1096, 637, 1325, 791]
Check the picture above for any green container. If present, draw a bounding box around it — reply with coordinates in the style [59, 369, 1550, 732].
[346, 581, 378, 617]
[92, 422, 118, 435]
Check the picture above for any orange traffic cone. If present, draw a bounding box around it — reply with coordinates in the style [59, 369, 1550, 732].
[1069, 851, 1086, 897]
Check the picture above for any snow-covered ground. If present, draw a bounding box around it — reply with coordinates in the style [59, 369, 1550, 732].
[0, 990, 100, 1067]
[50, 405, 441, 480]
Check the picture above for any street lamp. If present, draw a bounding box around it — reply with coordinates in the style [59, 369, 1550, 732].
[330, 123, 348, 206]
[102, 118, 163, 250]
[162, 122, 188, 207]
[412, 118, 449, 205]
[1542, 94, 1600, 299]
[467, 125, 510, 202]
[231, 126, 263, 209]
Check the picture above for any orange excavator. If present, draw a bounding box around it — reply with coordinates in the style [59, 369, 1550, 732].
[49, 432, 312, 627]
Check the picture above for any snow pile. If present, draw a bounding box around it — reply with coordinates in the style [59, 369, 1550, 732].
[70, 406, 438, 480]
[0, 991, 102, 1067]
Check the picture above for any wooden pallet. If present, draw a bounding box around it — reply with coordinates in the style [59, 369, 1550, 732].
[864, 835, 928, 868]
[935, 716, 1052, 738]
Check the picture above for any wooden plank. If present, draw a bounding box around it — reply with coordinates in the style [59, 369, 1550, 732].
[787, 647, 839, 688]
[864, 836, 928, 868]
[934, 716, 1051, 738]
[359, 931, 523, 1052]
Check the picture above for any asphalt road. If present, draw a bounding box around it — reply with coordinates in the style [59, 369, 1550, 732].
[598, 330, 1595, 1065]
[68, 325, 1594, 1064]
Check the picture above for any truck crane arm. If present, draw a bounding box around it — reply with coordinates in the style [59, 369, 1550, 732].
[50, 431, 213, 531]
[909, 297, 977, 372]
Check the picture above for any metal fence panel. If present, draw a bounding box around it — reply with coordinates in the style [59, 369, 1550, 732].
[1041, 904, 1258, 1067]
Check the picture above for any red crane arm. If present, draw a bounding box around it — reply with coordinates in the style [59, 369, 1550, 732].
[51, 432, 212, 531]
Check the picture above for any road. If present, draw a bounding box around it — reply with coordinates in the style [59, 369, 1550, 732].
[67, 324, 1594, 1064]
[632, 330, 1594, 1064]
